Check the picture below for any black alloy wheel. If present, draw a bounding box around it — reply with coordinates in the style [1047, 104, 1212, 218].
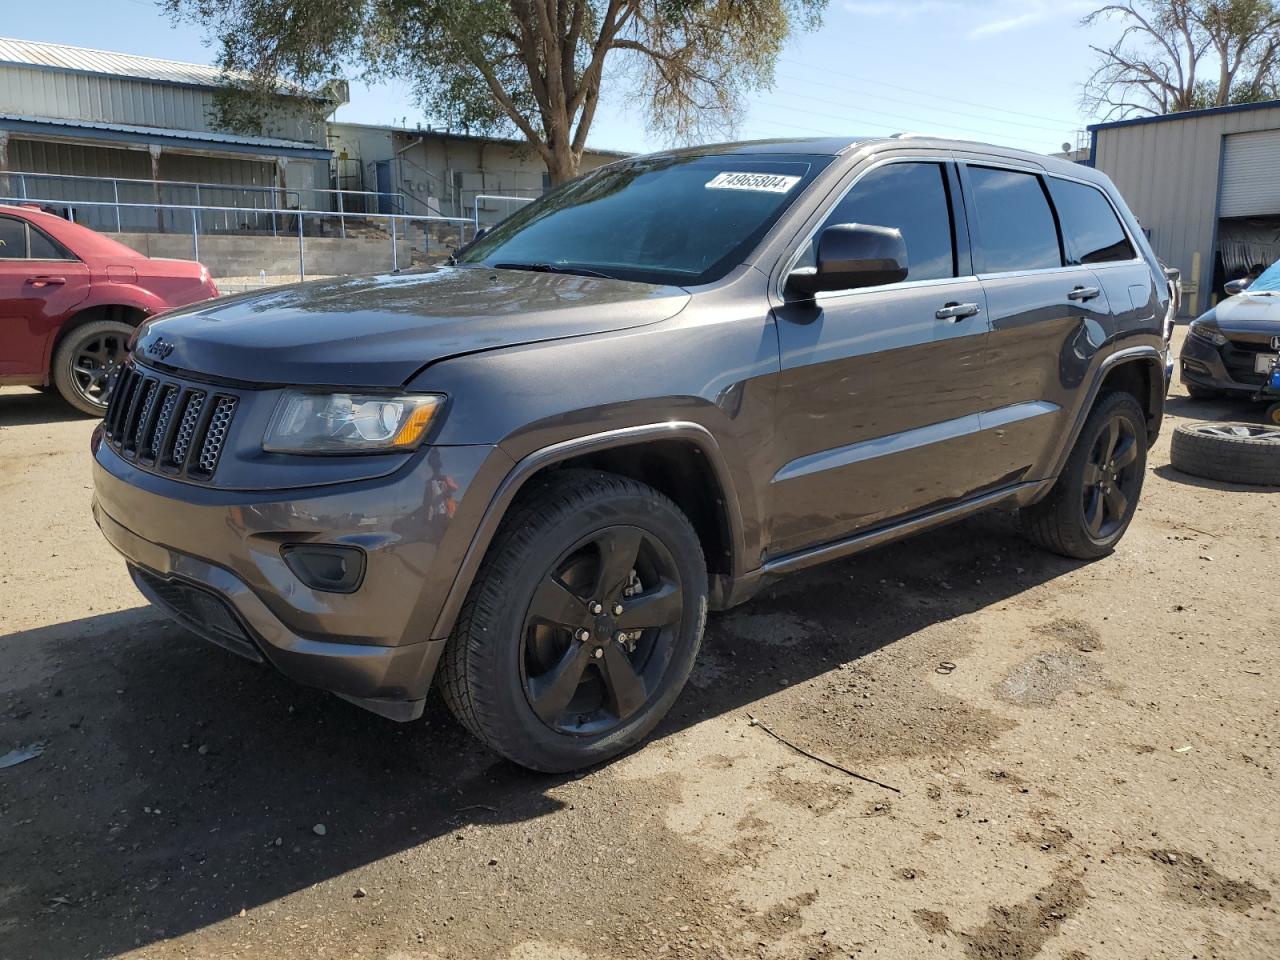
[439, 469, 708, 772]
[52, 320, 135, 416]
[522, 525, 684, 735]
[1080, 413, 1142, 540]
[1020, 391, 1148, 560]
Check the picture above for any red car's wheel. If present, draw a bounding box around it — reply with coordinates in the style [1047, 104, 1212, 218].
[52, 320, 133, 416]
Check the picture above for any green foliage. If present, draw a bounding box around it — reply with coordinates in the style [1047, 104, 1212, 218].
[164, 0, 828, 181]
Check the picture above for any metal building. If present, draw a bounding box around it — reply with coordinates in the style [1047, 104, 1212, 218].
[0, 37, 337, 231]
[1089, 100, 1280, 316]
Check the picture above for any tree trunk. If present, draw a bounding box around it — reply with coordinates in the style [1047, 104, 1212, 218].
[546, 141, 580, 186]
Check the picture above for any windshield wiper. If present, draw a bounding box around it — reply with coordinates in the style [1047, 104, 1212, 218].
[492, 261, 618, 280]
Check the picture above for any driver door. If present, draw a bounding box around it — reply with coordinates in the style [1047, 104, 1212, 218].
[767, 159, 991, 558]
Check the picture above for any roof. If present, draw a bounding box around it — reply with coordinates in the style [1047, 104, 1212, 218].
[0, 114, 331, 158]
[1088, 99, 1280, 133]
[328, 120, 634, 160]
[0, 36, 313, 98]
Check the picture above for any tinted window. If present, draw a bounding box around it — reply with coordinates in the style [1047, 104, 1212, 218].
[0, 218, 25, 259]
[968, 167, 1061, 273]
[800, 162, 955, 282]
[460, 154, 830, 285]
[1046, 178, 1135, 264]
[28, 224, 72, 261]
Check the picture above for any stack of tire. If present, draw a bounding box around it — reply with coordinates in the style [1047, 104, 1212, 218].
[1170, 421, 1280, 486]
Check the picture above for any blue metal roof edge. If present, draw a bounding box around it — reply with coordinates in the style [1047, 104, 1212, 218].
[1087, 99, 1280, 133]
[0, 115, 331, 159]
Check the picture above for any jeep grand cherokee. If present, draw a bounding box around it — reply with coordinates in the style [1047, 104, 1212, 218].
[92, 137, 1169, 771]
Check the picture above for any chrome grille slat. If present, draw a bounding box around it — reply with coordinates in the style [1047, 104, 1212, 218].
[194, 397, 236, 476]
[132, 380, 160, 451]
[170, 392, 206, 468]
[102, 364, 238, 483]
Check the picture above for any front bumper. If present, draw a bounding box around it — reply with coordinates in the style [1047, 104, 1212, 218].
[1180, 334, 1269, 394]
[92, 432, 511, 719]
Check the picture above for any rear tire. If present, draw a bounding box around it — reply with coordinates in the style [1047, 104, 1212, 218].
[439, 469, 708, 772]
[52, 320, 133, 416]
[1020, 392, 1148, 560]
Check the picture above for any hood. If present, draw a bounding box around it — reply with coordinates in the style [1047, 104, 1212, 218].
[1212, 291, 1280, 333]
[135, 265, 690, 386]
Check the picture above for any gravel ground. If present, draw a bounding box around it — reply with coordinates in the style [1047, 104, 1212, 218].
[1, 329, 1277, 960]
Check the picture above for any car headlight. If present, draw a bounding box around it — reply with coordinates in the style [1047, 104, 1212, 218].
[1188, 322, 1227, 347]
[264, 391, 444, 454]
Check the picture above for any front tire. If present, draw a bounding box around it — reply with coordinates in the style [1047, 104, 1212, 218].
[52, 320, 133, 416]
[1020, 391, 1148, 560]
[439, 469, 708, 772]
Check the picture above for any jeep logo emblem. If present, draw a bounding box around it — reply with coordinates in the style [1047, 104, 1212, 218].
[146, 338, 175, 360]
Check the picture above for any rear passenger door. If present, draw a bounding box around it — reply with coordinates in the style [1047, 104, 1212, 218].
[769, 159, 992, 557]
[958, 162, 1115, 488]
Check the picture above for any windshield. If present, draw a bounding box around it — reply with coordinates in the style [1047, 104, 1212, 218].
[458, 153, 831, 286]
[1249, 259, 1280, 293]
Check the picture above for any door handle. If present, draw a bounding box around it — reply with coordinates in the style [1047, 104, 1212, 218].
[935, 302, 980, 321]
[1067, 285, 1101, 302]
[28, 276, 66, 287]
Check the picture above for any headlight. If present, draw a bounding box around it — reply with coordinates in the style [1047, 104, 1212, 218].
[1188, 322, 1227, 346]
[264, 391, 444, 454]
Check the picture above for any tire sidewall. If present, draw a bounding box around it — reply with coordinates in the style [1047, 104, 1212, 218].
[53, 320, 134, 416]
[1064, 393, 1148, 551]
[469, 485, 707, 772]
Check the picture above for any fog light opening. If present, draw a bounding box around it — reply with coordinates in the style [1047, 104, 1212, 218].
[281, 544, 367, 594]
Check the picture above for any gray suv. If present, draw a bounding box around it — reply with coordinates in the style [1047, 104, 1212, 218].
[92, 137, 1169, 771]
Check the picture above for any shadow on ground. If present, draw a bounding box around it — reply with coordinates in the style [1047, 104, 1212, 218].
[1, 510, 1083, 958]
[0, 388, 93, 428]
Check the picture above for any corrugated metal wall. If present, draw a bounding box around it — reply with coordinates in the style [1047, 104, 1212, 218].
[1093, 106, 1280, 315]
[0, 64, 325, 143]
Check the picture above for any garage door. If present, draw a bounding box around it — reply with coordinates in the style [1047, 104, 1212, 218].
[1220, 129, 1280, 218]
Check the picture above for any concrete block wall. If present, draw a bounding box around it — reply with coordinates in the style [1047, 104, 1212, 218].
[108, 232, 415, 280]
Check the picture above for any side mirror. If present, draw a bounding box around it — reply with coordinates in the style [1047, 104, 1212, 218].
[1225, 278, 1249, 296]
[787, 223, 908, 298]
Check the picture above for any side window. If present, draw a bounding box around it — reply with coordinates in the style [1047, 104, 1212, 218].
[27, 224, 74, 261]
[968, 167, 1061, 274]
[799, 162, 956, 283]
[0, 217, 26, 259]
[1046, 178, 1135, 265]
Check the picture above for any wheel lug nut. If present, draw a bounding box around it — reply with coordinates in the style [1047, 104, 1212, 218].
[575, 628, 591, 642]
[589, 602, 603, 615]
[613, 603, 624, 616]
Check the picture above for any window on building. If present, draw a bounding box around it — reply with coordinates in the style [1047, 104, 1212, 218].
[0, 218, 26, 259]
[968, 167, 1062, 274]
[800, 162, 956, 282]
[1046, 177, 1135, 265]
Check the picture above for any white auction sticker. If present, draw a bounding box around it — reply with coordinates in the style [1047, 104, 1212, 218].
[705, 171, 801, 193]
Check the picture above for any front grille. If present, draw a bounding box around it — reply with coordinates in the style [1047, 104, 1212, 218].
[131, 566, 261, 662]
[103, 363, 240, 481]
[1222, 340, 1269, 386]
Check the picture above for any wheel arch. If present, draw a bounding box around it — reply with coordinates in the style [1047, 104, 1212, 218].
[45, 303, 148, 382]
[429, 423, 747, 641]
[1040, 345, 1166, 492]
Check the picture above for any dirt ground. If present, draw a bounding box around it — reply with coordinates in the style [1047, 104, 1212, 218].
[1, 328, 1277, 960]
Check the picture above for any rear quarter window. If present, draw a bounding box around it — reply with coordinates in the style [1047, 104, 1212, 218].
[1046, 178, 1135, 265]
[967, 166, 1062, 274]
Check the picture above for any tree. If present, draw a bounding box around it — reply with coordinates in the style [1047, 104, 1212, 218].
[164, 0, 827, 184]
[1081, 1, 1280, 119]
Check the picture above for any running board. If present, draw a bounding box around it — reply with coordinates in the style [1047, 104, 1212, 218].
[763, 479, 1053, 578]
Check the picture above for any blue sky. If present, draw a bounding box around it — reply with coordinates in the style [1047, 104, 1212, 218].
[6, 0, 1122, 155]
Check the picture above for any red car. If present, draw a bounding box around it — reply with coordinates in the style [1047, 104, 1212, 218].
[0, 204, 218, 414]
